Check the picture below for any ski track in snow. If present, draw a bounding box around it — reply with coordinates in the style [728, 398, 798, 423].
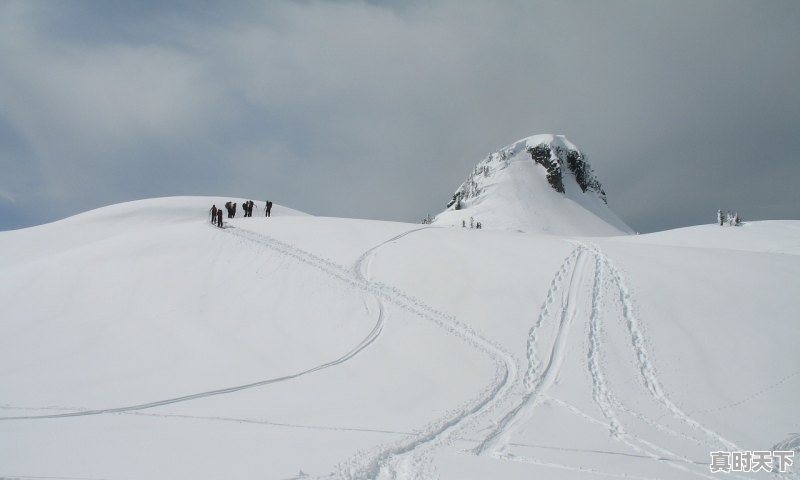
[571, 242, 750, 479]
[522, 247, 581, 391]
[467, 240, 748, 479]
[329, 228, 518, 480]
[492, 452, 663, 480]
[502, 438, 708, 465]
[2, 220, 767, 479]
[688, 370, 800, 416]
[0, 310, 381, 421]
[0, 405, 415, 437]
[475, 245, 589, 455]
[1, 223, 519, 480]
[588, 243, 743, 452]
[552, 395, 718, 480]
[212, 224, 516, 480]
[536, 396, 708, 467]
[352, 227, 431, 284]
[579, 248, 725, 480]
[0, 224, 391, 422]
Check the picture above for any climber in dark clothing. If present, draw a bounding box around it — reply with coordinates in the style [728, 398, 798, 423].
[266, 200, 273, 217]
[210, 205, 217, 223]
[217, 209, 224, 228]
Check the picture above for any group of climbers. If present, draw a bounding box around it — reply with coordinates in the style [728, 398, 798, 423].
[209, 199, 273, 228]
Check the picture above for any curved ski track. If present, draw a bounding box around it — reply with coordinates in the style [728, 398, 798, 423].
[2, 223, 519, 480]
[0, 224, 391, 421]
[331, 228, 518, 480]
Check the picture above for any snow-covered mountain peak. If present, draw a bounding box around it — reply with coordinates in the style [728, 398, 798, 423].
[433, 134, 633, 236]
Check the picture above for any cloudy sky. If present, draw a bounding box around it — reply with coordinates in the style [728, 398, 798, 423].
[1, 0, 798, 232]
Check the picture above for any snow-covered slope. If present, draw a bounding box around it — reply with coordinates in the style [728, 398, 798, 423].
[1, 197, 797, 480]
[434, 135, 633, 236]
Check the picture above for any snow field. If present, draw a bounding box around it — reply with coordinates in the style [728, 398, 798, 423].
[1, 197, 798, 479]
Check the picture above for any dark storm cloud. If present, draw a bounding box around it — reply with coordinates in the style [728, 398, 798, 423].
[1, 0, 798, 232]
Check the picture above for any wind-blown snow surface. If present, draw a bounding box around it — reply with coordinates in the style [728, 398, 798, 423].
[1, 197, 797, 480]
[434, 135, 633, 236]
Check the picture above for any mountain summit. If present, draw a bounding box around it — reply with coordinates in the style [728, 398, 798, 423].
[433, 134, 633, 236]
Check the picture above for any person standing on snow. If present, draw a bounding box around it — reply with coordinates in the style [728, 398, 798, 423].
[210, 205, 217, 223]
[266, 200, 273, 217]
